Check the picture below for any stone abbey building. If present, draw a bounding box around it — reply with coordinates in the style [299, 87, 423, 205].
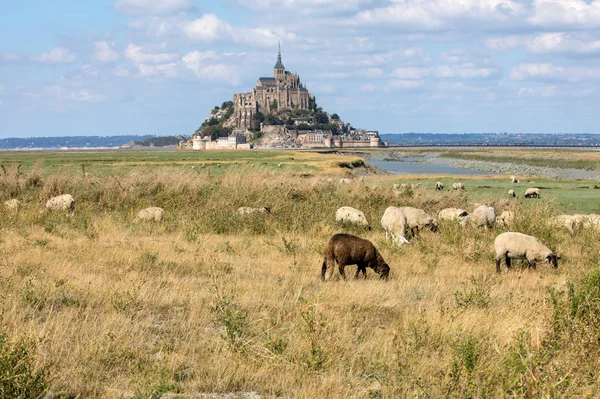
[233, 44, 315, 129]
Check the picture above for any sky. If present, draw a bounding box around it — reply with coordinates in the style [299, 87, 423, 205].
[1, 0, 600, 137]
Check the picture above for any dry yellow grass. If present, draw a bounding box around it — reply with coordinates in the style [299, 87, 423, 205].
[1, 165, 599, 398]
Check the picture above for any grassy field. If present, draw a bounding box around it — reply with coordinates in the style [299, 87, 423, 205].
[1, 150, 600, 398]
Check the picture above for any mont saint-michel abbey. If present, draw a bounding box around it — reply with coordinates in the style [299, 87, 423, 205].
[233, 45, 315, 129]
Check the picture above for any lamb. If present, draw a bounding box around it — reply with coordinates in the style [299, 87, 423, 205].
[45, 194, 75, 212]
[494, 232, 559, 272]
[335, 206, 371, 230]
[321, 233, 390, 281]
[524, 188, 540, 198]
[136, 206, 164, 222]
[470, 205, 496, 228]
[435, 181, 444, 191]
[508, 189, 516, 198]
[4, 199, 21, 210]
[237, 206, 271, 215]
[496, 210, 515, 227]
[380, 207, 410, 245]
[452, 182, 465, 191]
[398, 207, 438, 236]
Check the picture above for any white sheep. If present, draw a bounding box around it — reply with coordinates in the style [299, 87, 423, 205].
[435, 182, 444, 191]
[410, 183, 420, 189]
[510, 175, 519, 183]
[136, 206, 164, 222]
[438, 208, 470, 226]
[551, 214, 578, 235]
[494, 232, 559, 272]
[508, 189, 516, 198]
[524, 187, 540, 198]
[4, 199, 21, 210]
[470, 205, 496, 228]
[380, 207, 410, 245]
[339, 178, 353, 184]
[497, 210, 515, 227]
[335, 206, 370, 230]
[398, 207, 438, 237]
[237, 206, 271, 215]
[45, 194, 75, 212]
[452, 182, 465, 191]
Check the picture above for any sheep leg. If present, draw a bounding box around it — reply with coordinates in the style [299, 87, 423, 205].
[338, 262, 347, 280]
[505, 256, 512, 269]
[496, 257, 502, 273]
[528, 260, 536, 270]
[354, 263, 367, 279]
[321, 261, 328, 281]
[323, 257, 336, 281]
[385, 230, 389, 241]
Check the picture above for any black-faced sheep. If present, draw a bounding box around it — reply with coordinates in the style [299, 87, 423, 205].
[335, 206, 371, 230]
[438, 208, 470, 226]
[435, 182, 444, 190]
[494, 232, 559, 272]
[508, 189, 516, 198]
[321, 233, 390, 281]
[524, 188, 540, 198]
[452, 182, 465, 191]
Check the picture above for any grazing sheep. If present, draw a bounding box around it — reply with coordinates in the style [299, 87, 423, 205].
[335, 206, 371, 230]
[136, 206, 164, 222]
[435, 181, 444, 191]
[551, 214, 578, 235]
[510, 175, 519, 183]
[410, 183, 420, 189]
[494, 232, 559, 272]
[380, 207, 410, 245]
[45, 194, 75, 212]
[452, 182, 465, 191]
[438, 208, 470, 226]
[4, 199, 21, 210]
[508, 189, 516, 198]
[321, 233, 390, 281]
[524, 187, 540, 198]
[278, 163, 283, 167]
[237, 206, 271, 215]
[470, 205, 496, 228]
[497, 210, 515, 227]
[399, 207, 438, 237]
[339, 178, 353, 184]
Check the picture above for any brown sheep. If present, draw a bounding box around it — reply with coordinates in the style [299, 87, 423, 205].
[321, 233, 390, 281]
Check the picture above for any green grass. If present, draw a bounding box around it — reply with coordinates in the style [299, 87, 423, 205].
[376, 177, 600, 214]
[439, 152, 600, 171]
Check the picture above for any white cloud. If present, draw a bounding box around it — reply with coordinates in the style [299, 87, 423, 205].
[510, 63, 600, 81]
[352, 0, 526, 30]
[69, 89, 107, 103]
[389, 79, 425, 90]
[124, 44, 177, 64]
[528, 0, 600, 29]
[518, 85, 592, 98]
[435, 64, 498, 79]
[116, 0, 192, 14]
[183, 14, 295, 48]
[94, 41, 120, 63]
[361, 84, 377, 92]
[392, 67, 432, 79]
[33, 47, 76, 64]
[486, 32, 600, 55]
[182, 51, 239, 84]
[0, 53, 21, 63]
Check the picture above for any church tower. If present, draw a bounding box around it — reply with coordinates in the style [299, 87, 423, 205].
[274, 41, 285, 81]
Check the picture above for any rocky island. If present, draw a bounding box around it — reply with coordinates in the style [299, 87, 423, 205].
[184, 44, 386, 150]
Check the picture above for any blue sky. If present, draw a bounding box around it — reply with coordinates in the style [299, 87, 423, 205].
[1, 0, 600, 137]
